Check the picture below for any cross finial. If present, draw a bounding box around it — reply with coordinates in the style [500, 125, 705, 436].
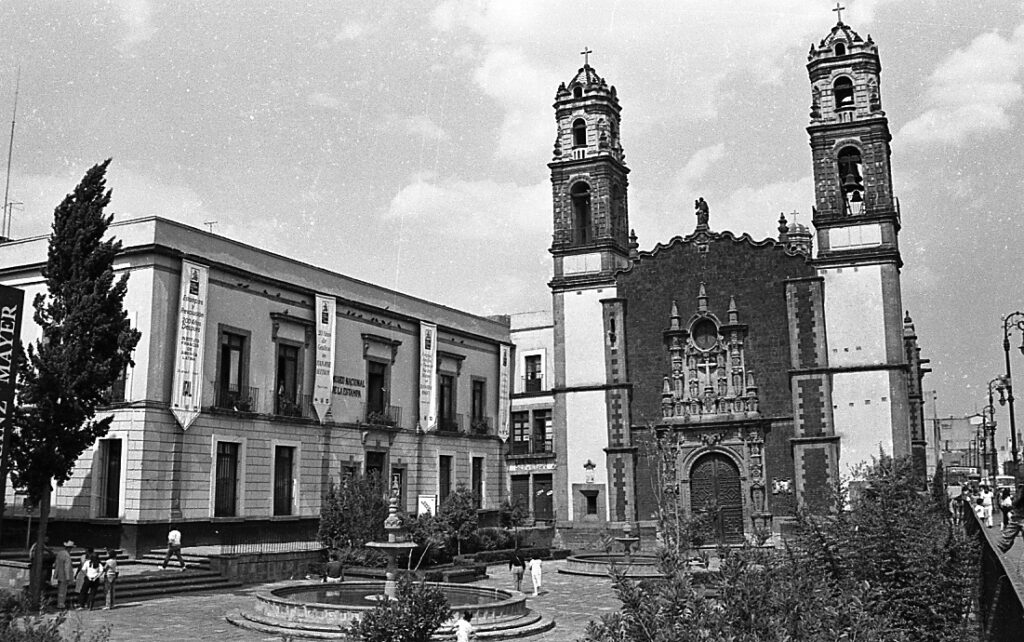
[580, 46, 593, 66]
[832, 2, 845, 23]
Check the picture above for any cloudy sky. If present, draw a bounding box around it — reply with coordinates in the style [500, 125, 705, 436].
[1, 1, 1022, 433]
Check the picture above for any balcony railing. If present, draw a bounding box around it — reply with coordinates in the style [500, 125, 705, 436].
[215, 385, 260, 413]
[276, 392, 314, 419]
[510, 436, 553, 456]
[469, 415, 492, 435]
[365, 405, 401, 428]
[438, 413, 464, 433]
[523, 375, 543, 393]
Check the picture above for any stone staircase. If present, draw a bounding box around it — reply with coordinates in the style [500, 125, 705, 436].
[111, 549, 242, 603]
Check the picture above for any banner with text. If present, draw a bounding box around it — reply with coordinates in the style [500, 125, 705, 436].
[419, 321, 437, 431]
[313, 294, 336, 423]
[170, 261, 209, 430]
[0, 284, 25, 452]
[498, 344, 511, 441]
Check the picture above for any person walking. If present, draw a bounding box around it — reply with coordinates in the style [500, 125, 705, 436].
[455, 610, 476, 642]
[102, 548, 119, 609]
[980, 485, 995, 528]
[53, 541, 75, 610]
[508, 549, 525, 592]
[528, 556, 543, 596]
[998, 487, 1024, 553]
[999, 488, 1013, 529]
[160, 524, 187, 571]
[79, 553, 103, 610]
[74, 547, 93, 609]
[949, 493, 965, 527]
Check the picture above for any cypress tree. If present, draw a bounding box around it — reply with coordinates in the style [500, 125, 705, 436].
[12, 159, 141, 603]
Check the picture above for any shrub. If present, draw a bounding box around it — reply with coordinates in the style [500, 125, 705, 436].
[474, 527, 515, 551]
[350, 575, 450, 642]
[0, 591, 110, 642]
[436, 483, 479, 557]
[319, 471, 388, 548]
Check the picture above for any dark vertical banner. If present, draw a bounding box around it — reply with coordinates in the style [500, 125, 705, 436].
[0, 283, 24, 438]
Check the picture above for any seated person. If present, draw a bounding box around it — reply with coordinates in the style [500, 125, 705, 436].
[323, 552, 344, 583]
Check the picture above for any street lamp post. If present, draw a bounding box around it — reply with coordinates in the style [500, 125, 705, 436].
[985, 376, 1007, 479]
[1002, 312, 1024, 479]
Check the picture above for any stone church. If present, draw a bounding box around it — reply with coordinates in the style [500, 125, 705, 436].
[508, 18, 929, 542]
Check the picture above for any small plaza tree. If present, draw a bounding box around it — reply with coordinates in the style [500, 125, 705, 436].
[318, 471, 388, 549]
[436, 482, 478, 557]
[11, 160, 141, 604]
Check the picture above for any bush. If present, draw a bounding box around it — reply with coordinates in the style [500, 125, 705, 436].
[0, 591, 110, 642]
[319, 472, 388, 549]
[474, 527, 515, 551]
[350, 575, 450, 642]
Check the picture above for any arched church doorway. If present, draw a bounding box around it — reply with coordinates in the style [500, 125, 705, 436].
[689, 453, 744, 544]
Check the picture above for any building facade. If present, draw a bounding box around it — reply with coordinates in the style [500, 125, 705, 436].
[0, 217, 511, 554]
[510, 18, 929, 540]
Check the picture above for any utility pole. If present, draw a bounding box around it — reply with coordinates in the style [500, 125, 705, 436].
[2, 67, 20, 240]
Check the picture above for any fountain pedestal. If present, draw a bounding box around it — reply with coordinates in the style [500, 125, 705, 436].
[614, 520, 640, 563]
[365, 481, 417, 599]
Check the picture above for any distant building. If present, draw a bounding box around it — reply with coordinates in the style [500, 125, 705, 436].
[0, 217, 511, 554]
[510, 17, 929, 542]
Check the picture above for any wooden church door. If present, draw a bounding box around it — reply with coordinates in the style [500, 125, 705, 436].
[689, 453, 744, 544]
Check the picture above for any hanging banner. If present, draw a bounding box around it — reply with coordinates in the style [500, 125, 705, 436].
[419, 321, 437, 431]
[170, 261, 209, 430]
[313, 294, 336, 423]
[498, 344, 511, 441]
[0, 284, 25, 446]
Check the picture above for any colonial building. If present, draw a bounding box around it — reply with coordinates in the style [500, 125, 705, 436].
[509, 17, 928, 541]
[0, 217, 511, 554]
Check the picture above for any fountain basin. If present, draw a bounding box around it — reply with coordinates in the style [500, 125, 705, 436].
[558, 553, 665, 578]
[253, 580, 528, 629]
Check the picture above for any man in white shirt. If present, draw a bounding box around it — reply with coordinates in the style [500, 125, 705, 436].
[455, 611, 476, 642]
[160, 525, 187, 571]
[981, 485, 995, 528]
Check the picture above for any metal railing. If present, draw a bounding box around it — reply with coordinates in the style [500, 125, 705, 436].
[438, 413, 464, 433]
[215, 386, 260, 413]
[509, 437, 553, 456]
[523, 375, 543, 393]
[364, 405, 401, 428]
[218, 523, 322, 555]
[966, 503, 1024, 639]
[275, 393, 314, 419]
[469, 415, 492, 435]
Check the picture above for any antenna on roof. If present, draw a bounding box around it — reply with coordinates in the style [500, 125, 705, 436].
[204, 221, 217, 233]
[2, 66, 20, 240]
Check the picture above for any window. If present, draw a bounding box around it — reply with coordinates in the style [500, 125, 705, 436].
[217, 330, 250, 409]
[275, 343, 300, 416]
[439, 374, 457, 431]
[837, 146, 865, 215]
[103, 365, 128, 405]
[833, 76, 854, 109]
[571, 182, 592, 244]
[834, 42, 846, 56]
[533, 410, 552, 453]
[572, 118, 586, 147]
[471, 379, 488, 433]
[98, 439, 121, 518]
[214, 441, 240, 517]
[471, 457, 484, 509]
[524, 355, 542, 392]
[273, 446, 295, 516]
[439, 455, 453, 502]
[366, 451, 386, 483]
[584, 490, 599, 516]
[511, 411, 530, 455]
[366, 360, 389, 417]
[534, 474, 553, 520]
[572, 86, 582, 99]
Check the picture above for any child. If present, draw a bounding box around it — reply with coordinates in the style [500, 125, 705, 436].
[975, 497, 986, 522]
[455, 610, 476, 642]
[103, 548, 119, 609]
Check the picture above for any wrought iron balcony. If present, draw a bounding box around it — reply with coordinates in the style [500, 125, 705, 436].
[216, 386, 260, 413]
[276, 392, 313, 419]
[524, 375, 543, 393]
[469, 415, 492, 435]
[438, 413, 464, 433]
[509, 436, 553, 456]
[365, 405, 401, 428]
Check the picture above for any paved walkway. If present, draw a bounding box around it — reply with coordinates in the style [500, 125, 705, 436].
[58, 559, 622, 641]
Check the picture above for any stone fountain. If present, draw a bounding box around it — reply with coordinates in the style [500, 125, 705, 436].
[614, 520, 641, 563]
[365, 480, 417, 599]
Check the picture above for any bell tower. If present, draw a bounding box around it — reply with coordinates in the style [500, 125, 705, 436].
[806, 16, 912, 469]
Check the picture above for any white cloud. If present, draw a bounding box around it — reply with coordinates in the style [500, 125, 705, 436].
[308, 92, 345, 110]
[716, 176, 815, 240]
[115, 0, 156, 49]
[394, 114, 448, 141]
[334, 21, 367, 42]
[674, 143, 726, 195]
[385, 176, 549, 239]
[900, 26, 1024, 145]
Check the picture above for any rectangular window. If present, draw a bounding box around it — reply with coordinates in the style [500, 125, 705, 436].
[439, 374, 457, 431]
[366, 361, 388, 416]
[214, 441, 240, 517]
[533, 410, 552, 453]
[471, 457, 484, 509]
[511, 411, 530, 455]
[98, 439, 121, 518]
[534, 473, 553, 520]
[104, 365, 128, 405]
[366, 451, 386, 484]
[439, 455, 452, 502]
[524, 355, 542, 392]
[217, 331, 249, 409]
[585, 491, 598, 516]
[273, 446, 295, 516]
[275, 343, 300, 416]
[471, 379, 485, 420]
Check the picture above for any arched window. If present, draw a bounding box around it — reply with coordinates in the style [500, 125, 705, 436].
[571, 182, 592, 244]
[572, 118, 587, 147]
[573, 86, 583, 99]
[837, 146, 865, 215]
[833, 77, 854, 109]
[834, 43, 846, 56]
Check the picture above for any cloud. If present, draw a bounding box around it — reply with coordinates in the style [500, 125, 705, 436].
[308, 92, 345, 110]
[115, 0, 156, 49]
[673, 143, 726, 195]
[900, 26, 1024, 145]
[715, 176, 815, 240]
[385, 176, 549, 239]
[334, 21, 367, 42]
[393, 114, 448, 141]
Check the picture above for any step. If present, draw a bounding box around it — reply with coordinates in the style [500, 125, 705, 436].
[117, 579, 243, 602]
[116, 570, 227, 587]
[226, 612, 348, 640]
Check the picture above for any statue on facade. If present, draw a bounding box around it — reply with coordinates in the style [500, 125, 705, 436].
[695, 197, 710, 227]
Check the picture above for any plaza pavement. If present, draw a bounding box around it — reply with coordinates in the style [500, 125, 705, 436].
[59, 558, 621, 642]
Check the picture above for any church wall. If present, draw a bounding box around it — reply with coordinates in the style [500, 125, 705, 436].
[565, 390, 611, 522]
[832, 370, 894, 474]
[820, 264, 886, 366]
[562, 286, 615, 387]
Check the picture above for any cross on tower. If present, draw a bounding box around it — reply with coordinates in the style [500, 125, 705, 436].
[832, 2, 845, 23]
[580, 46, 593, 66]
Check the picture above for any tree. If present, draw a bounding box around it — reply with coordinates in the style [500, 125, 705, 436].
[318, 471, 388, 549]
[11, 160, 141, 603]
[350, 574, 450, 642]
[500, 495, 529, 547]
[436, 482, 478, 556]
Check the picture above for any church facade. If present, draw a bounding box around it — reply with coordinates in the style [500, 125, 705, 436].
[509, 18, 928, 540]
